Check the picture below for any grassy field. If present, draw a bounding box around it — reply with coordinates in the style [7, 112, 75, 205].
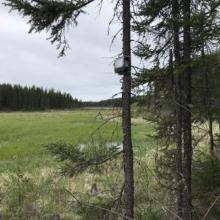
[3, 109, 217, 219]
[0, 110, 218, 219]
[0, 109, 153, 172]
[0, 109, 156, 219]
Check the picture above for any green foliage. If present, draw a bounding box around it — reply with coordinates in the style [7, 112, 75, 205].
[192, 52, 220, 121]
[190, 0, 220, 53]
[193, 153, 220, 219]
[72, 192, 124, 220]
[134, 51, 220, 126]
[0, 168, 71, 219]
[46, 141, 122, 176]
[131, 102, 143, 118]
[133, 0, 171, 61]
[133, 0, 220, 62]
[4, 0, 94, 56]
[2, 172, 38, 219]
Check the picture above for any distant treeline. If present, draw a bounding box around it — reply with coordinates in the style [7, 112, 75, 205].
[0, 83, 148, 111]
[0, 84, 81, 111]
[82, 96, 147, 107]
[82, 98, 122, 107]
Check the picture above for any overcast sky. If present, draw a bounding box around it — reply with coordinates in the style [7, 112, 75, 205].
[0, 1, 123, 101]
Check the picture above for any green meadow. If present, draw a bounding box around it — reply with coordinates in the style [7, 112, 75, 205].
[0, 109, 156, 219]
[0, 109, 153, 172]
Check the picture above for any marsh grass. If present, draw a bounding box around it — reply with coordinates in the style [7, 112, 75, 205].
[0, 109, 153, 171]
[0, 109, 156, 219]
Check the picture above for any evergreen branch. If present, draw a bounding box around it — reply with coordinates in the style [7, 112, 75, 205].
[3, 0, 95, 56]
[46, 142, 122, 176]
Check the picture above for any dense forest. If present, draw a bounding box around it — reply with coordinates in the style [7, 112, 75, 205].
[0, 84, 81, 110]
[0, 83, 144, 110]
[0, 83, 147, 110]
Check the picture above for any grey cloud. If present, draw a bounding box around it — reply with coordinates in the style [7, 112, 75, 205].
[0, 0, 122, 101]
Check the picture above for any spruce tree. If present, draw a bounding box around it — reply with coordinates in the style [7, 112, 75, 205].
[4, 0, 135, 218]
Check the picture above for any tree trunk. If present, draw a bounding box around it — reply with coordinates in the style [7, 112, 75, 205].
[172, 0, 184, 218]
[122, 0, 134, 218]
[218, 120, 220, 134]
[209, 115, 214, 153]
[204, 66, 215, 154]
[182, 0, 192, 219]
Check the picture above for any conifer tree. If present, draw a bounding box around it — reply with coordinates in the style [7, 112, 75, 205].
[4, 0, 135, 218]
[0, 83, 79, 110]
[133, 0, 220, 219]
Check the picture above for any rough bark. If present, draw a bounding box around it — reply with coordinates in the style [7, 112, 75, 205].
[204, 69, 215, 154]
[182, 0, 192, 219]
[122, 0, 134, 218]
[202, 46, 215, 154]
[172, 0, 184, 218]
[209, 116, 214, 153]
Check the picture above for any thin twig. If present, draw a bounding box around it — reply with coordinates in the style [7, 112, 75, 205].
[202, 195, 220, 220]
[64, 189, 134, 220]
